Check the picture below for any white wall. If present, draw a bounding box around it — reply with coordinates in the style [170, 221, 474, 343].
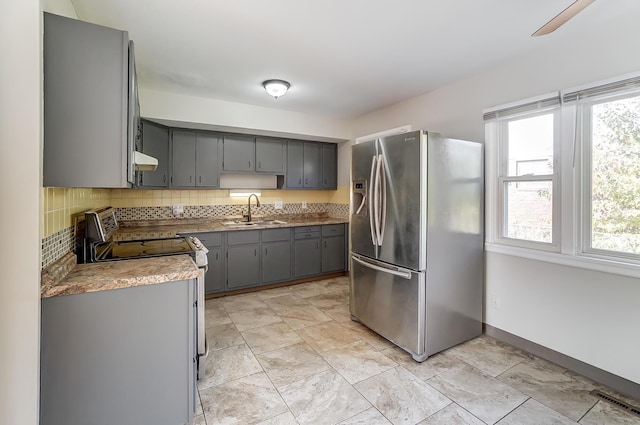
[140, 88, 351, 141]
[0, 1, 43, 423]
[351, 16, 640, 383]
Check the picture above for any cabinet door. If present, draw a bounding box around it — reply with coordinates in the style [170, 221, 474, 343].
[223, 135, 255, 172]
[322, 235, 345, 273]
[138, 120, 169, 188]
[262, 241, 291, 284]
[196, 133, 220, 187]
[171, 130, 196, 187]
[256, 138, 285, 173]
[286, 141, 304, 188]
[303, 142, 321, 188]
[205, 247, 225, 293]
[322, 143, 337, 189]
[227, 244, 261, 289]
[294, 238, 321, 277]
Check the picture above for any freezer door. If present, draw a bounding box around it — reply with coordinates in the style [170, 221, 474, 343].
[376, 131, 427, 270]
[350, 254, 426, 360]
[350, 140, 378, 259]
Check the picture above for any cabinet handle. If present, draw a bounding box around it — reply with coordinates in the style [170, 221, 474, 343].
[190, 175, 192, 183]
[265, 248, 268, 256]
[305, 178, 308, 185]
[316, 242, 319, 249]
[199, 176, 202, 183]
[324, 241, 327, 248]
[215, 252, 218, 260]
[163, 175, 166, 183]
[254, 249, 257, 256]
[258, 161, 261, 169]
[248, 160, 251, 169]
[298, 178, 302, 185]
[324, 178, 327, 185]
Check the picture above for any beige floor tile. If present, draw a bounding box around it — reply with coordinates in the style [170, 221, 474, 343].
[428, 363, 527, 424]
[338, 407, 391, 424]
[263, 294, 311, 313]
[278, 305, 332, 330]
[221, 293, 269, 313]
[497, 398, 577, 424]
[382, 345, 462, 381]
[198, 343, 263, 390]
[228, 306, 282, 331]
[296, 321, 360, 352]
[497, 360, 598, 421]
[579, 400, 640, 425]
[355, 367, 452, 425]
[292, 282, 327, 298]
[256, 342, 331, 388]
[193, 414, 206, 425]
[305, 292, 348, 309]
[207, 322, 245, 351]
[418, 403, 485, 425]
[444, 335, 527, 377]
[320, 340, 397, 384]
[319, 303, 353, 324]
[241, 322, 303, 354]
[200, 372, 288, 425]
[255, 285, 296, 300]
[280, 370, 371, 425]
[346, 323, 394, 351]
[205, 303, 232, 326]
[256, 411, 300, 424]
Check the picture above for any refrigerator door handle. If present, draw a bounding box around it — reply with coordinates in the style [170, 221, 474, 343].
[374, 154, 382, 245]
[352, 255, 412, 280]
[369, 155, 378, 246]
[378, 154, 387, 246]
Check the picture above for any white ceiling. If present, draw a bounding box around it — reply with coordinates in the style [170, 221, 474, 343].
[70, 0, 637, 120]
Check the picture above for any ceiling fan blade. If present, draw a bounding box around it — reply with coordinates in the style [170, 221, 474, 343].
[532, 0, 596, 37]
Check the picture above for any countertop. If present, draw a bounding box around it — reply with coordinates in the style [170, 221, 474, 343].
[114, 214, 349, 241]
[41, 252, 200, 298]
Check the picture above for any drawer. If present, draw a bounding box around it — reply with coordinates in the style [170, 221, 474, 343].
[262, 228, 291, 242]
[294, 226, 320, 234]
[322, 224, 344, 237]
[227, 230, 260, 245]
[294, 231, 321, 240]
[188, 232, 222, 247]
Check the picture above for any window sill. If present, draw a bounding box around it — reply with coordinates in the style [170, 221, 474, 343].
[485, 242, 640, 279]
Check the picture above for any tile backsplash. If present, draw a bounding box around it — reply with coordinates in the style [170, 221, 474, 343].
[41, 186, 350, 269]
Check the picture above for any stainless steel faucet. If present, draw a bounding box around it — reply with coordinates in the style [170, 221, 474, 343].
[246, 194, 261, 222]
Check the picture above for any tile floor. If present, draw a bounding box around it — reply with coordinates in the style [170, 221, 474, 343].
[194, 276, 640, 425]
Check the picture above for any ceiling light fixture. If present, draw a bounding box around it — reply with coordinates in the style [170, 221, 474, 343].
[262, 79, 290, 99]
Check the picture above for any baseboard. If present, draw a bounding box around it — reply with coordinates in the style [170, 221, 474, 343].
[484, 324, 640, 401]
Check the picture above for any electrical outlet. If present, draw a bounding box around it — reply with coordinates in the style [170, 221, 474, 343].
[172, 203, 184, 215]
[274, 200, 283, 210]
[301, 201, 307, 209]
[491, 296, 501, 310]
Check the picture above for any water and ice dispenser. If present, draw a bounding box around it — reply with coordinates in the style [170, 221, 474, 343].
[352, 180, 368, 216]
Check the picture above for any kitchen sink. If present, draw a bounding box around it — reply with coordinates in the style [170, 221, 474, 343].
[221, 220, 287, 228]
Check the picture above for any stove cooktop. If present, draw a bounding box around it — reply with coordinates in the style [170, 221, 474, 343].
[97, 238, 196, 261]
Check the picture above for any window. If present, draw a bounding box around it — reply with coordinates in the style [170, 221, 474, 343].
[485, 99, 559, 248]
[581, 90, 640, 260]
[485, 73, 640, 275]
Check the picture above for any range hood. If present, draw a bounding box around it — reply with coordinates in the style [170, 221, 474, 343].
[133, 151, 158, 171]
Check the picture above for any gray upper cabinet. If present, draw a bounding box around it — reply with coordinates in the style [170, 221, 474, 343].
[286, 141, 305, 188]
[137, 120, 169, 188]
[322, 143, 338, 189]
[171, 130, 196, 187]
[286, 141, 325, 189]
[44, 12, 136, 188]
[223, 135, 255, 172]
[255, 138, 285, 173]
[171, 130, 220, 188]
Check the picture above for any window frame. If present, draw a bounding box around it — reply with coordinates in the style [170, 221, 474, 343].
[494, 108, 561, 251]
[578, 88, 640, 264]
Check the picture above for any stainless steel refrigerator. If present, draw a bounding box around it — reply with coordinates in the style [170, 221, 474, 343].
[350, 130, 483, 362]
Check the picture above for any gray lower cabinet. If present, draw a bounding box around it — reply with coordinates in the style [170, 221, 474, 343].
[294, 226, 322, 277]
[40, 280, 196, 425]
[138, 120, 169, 188]
[226, 230, 261, 289]
[261, 228, 292, 283]
[321, 224, 346, 273]
[183, 232, 225, 294]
